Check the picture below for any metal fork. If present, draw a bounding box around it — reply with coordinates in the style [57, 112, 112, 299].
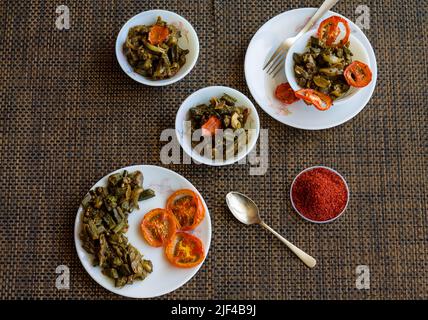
[263, 0, 339, 77]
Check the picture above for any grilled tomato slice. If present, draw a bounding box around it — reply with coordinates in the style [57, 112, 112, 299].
[166, 189, 205, 231]
[165, 232, 205, 268]
[140, 208, 178, 247]
[275, 83, 299, 104]
[344, 61, 372, 88]
[295, 89, 333, 111]
[317, 16, 350, 47]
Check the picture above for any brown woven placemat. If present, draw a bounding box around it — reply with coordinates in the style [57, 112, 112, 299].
[0, 0, 426, 300]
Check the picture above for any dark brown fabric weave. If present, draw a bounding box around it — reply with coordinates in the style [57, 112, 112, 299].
[0, 0, 426, 300]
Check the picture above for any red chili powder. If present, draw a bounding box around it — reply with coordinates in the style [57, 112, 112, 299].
[291, 167, 348, 222]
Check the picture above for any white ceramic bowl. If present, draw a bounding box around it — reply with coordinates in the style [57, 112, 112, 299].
[115, 10, 199, 86]
[245, 9, 377, 130]
[290, 166, 350, 224]
[176, 86, 260, 166]
[285, 30, 370, 104]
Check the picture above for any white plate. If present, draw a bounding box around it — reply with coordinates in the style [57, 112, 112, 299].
[115, 10, 199, 86]
[74, 165, 211, 298]
[245, 8, 377, 130]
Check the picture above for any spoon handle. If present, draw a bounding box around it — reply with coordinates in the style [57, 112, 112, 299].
[259, 221, 317, 268]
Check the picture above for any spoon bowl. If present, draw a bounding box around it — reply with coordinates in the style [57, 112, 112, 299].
[226, 192, 261, 225]
[226, 191, 317, 268]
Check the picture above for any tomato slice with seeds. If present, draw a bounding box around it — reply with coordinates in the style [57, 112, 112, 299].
[140, 208, 178, 247]
[165, 232, 205, 268]
[274, 83, 299, 104]
[344, 61, 372, 88]
[166, 189, 205, 231]
[317, 16, 350, 47]
[295, 89, 333, 111]
[201, 116, 222, 136]
[148, 25, 170, 45]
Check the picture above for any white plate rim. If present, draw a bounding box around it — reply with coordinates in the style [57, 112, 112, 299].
[244, 8, 378, 130]
[74, 164, 212, 298]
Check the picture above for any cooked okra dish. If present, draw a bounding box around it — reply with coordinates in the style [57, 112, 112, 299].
[276, 16, 372, 111]
[80, 170, 156, 288]
[293, 36, 353, 100]
[123, 17, 189, 80]
[189, 94, 250, 160]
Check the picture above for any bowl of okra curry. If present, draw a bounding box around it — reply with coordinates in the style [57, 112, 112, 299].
[285, 29, 370, 104]
[116, 10, 199, 86]
[175, 86, 260, 166]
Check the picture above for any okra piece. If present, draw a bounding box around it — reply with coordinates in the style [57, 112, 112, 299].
[139, 189, 156, 201]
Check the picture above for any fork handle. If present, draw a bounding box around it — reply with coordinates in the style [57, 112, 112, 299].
[297, 0, 340, 37]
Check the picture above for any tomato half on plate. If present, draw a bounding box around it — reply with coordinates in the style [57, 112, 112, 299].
[344, 61, 372, 88]
[165, 232, 205, 268]
[148, 25, 170, 45]
[295, 89, 333, 111]
[166, 189, 205, 231]
[274, 83, 299, 104]
[140, 208, 178, 247]
[317, 16, 350, 47]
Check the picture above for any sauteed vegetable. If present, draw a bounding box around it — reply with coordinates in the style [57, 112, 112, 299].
[291, 15, 373, 110]
[293, 35, 352, 100]
[80, 170, 155, 287]
[189, 94, 250, 160]
[123, 16, 189, 80]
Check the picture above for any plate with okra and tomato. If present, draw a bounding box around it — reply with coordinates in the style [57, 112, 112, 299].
[245, 8, 377, 130]
[74, 165, 211, 298]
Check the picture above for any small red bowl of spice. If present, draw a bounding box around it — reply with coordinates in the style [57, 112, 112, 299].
[290, 166, 349, 223]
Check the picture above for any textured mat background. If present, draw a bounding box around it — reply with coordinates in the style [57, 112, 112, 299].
[0, 0, 427, 299]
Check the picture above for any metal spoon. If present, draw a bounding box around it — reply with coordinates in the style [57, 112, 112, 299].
[226, 191, 316, 268]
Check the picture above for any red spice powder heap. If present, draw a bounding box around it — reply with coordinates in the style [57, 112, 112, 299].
[291, 167, 348, 222]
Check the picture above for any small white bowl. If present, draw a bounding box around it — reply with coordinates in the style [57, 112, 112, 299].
[115, 10, 199, 86]
[290, 166, 350, 224]
[285, 30, 370, 104]
[176, 86, 260, 166]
